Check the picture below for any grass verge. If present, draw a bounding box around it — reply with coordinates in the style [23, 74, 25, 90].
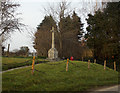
[2, 57, 49, 71]
[2, 60, 118, 91]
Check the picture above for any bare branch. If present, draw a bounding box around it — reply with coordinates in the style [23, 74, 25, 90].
[0, 0, 25, 43]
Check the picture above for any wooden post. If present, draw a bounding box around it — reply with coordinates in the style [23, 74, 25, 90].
[88, 60, 90, 69]
[104, 60, 106, 70]
[114, 61, 116, 71]
[32, 56, 35, 75]
[112, 56, 116, 71]
[66, 58, 69, 72]
[94, 59, 96, 64]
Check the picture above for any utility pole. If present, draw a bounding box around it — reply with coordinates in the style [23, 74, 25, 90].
[7, 44, 10, 57]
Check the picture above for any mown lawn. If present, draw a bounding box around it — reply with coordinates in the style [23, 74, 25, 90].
[2, 57, 49, 71]
[2, 60, 118, 91]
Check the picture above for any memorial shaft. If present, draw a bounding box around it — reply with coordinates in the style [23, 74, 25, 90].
[52, 31, 54, 48]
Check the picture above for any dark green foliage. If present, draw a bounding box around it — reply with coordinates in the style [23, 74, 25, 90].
[58, 11, 84, 58]
[85, 2, 120, 61]
[34, 11, 85, 59]
[34, 16, 57, 57]
[85, 2, 120, 71]
[36, 15, 56, 30]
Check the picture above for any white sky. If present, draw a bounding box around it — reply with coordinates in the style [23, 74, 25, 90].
[6, 1, 48, 52]
[5, 0, 108, 52]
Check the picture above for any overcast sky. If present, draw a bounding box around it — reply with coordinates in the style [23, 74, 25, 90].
[5, 0, 105, 52]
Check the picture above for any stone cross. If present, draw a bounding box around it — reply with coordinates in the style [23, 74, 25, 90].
[48, 27, 58, 60]
[50, 27, 55, 48]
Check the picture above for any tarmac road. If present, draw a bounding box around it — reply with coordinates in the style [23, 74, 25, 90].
[90, 85, 120, 93]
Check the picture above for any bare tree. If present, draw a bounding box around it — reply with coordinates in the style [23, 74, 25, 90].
[0, 0, 24, 41]
[42, 0, 75, 56]
[43, 0, 72, 23]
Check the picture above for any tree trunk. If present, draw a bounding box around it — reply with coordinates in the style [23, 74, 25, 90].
[59, 33, 63, 58]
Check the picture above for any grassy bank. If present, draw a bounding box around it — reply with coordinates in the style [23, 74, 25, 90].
[2, 57, 49, 71]
[2, 60, 118, 91]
